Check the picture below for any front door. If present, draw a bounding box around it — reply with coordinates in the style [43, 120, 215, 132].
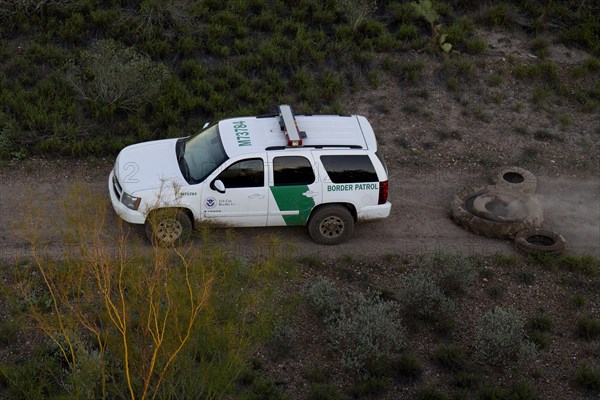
[201, 157, 268, 226]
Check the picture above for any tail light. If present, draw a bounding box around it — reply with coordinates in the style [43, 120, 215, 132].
[378, 180, 388, 204]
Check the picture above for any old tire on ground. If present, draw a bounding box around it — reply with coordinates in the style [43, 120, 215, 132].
[145, 209, 192, 246]
[489, 166, 537, 194]
[308, 205, 354, 245]
[449, 186, 543, 239]
[514, 228, 566, 256]
[472, 192, 535, 223]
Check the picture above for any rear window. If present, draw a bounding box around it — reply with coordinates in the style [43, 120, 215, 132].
[320, 155, 378, 183]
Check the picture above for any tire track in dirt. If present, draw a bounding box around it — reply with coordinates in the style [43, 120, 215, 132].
[1, 162, 598, 262]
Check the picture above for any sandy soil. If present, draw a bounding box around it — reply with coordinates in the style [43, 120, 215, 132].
[1, 159, 598, 262]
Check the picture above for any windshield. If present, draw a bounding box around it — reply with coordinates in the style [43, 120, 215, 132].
[180, 124, 228, 184]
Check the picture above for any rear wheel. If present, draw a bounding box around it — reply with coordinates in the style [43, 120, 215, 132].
[308, 205, 354, 245]
[145, 209, 192, 246]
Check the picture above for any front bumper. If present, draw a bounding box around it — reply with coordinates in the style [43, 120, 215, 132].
[108, 170, 146, 224]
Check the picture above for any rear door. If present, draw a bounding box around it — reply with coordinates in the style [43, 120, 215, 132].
[267, 153, 321, 226]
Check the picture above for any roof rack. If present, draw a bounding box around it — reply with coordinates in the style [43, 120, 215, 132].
[265, 144, 363, 151]
[278, 105, 305, 147]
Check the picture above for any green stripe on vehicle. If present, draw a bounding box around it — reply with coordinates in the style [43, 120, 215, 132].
[270, 185, 315, 225]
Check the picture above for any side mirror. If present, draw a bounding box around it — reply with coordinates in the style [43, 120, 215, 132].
[203, 122, 210, 129]
[212, 179, 226, 194]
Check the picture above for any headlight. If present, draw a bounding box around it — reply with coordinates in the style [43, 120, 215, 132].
[121, 192, 141, 210]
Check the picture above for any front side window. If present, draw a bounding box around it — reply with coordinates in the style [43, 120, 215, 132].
[273, 156, 315, 186]
[217, 158, 264, 188]
[320, 155, 378, 183]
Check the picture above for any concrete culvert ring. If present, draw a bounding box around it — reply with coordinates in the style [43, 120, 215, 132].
[514, 228, 566, 256]
[449, 186, 543, 239]
[489, 166, 537, 194]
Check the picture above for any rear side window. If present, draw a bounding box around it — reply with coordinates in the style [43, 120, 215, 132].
[273, 156, 315, 186]
[320, 155, 378, 183]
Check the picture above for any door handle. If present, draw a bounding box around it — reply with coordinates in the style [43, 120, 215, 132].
[303, 191, 319, 198]
[248, 193, 265, 199]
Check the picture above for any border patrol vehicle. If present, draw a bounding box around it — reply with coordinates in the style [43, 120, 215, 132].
[109, 105, 391, 245]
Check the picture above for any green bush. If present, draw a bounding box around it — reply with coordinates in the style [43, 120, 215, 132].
[576, 315, 600, 340]
[396, 270, 456, 322]
[305, 278, 342, 316]
[397, 23, 418, 41]
[65, 39, 169, 113]
[474, 306, 537, 367]
[481, 3, 516, 27]
[465, 37, 488, 54]
[444, 15, 476, 44]
[307, 383, 344, 400]
[414, 385, 450, 400]
[434, 344, 466, 372]
[574, 364, 600, 393]
[400, 60, 426, 83]
[390, 353, 423, 382]
[431, 254, 476, 297]
[268, 323, 296, 359]
[326, 291, 406, 377]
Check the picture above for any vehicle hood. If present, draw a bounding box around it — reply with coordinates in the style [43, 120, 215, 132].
[114, 138, 186, 194]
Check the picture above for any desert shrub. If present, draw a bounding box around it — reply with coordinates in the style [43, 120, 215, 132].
[480, 3, 516, 27]
[576, 315, 600, 340]
[514, 61, 559, 84]
[388, 2, 418, 24]
[396, 270, 456, 322]
[573, 364, 600, 393]
[390, 352, 423, 382]
[349, 376, 390, 397]
[528, 315, 554, 332]
[527, 314, 553, 349]
[336, 0, 377, 30]
[434, 344, 466, 372]
[326, 291, 406, 377]
[559, 255, 599, 275]
[305, 278, 341, 316]
[465, 37, 487, 54]
[530, 36, 550, 59]
[431, 254, 476, 297]
[268, 323, 295, 359]
[414, 385, 450, 400]
[307, 383, 343, 400]
[559, 9, 600, 56]
[400, 60, 426, 83]
[65, 39, 169, 114]
[474, 307, 537, 367]
[397, 23, 418, 40]
[444, 15, 476, 44]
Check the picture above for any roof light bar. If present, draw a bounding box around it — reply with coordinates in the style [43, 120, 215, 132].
[278, 104, 302, 147]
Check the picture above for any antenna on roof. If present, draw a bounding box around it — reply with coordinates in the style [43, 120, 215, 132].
[278, 105, 304, 147]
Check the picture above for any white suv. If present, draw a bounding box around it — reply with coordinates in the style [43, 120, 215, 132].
[108, 105, 391, 245]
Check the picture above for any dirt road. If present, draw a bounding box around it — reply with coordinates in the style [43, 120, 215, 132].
[1, 160, 598, 262]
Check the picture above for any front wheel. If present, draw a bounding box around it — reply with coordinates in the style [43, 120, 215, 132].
[145, 209, 192, 246]
[308, 205, 354, 245]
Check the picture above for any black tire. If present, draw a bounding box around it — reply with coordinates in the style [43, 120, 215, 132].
[514, 228, 566, 256]
[308, 205, 354, 245]
[489, 166, 537, 194]
[449, 186, 543, 239]
[145, 209, 192, 246]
